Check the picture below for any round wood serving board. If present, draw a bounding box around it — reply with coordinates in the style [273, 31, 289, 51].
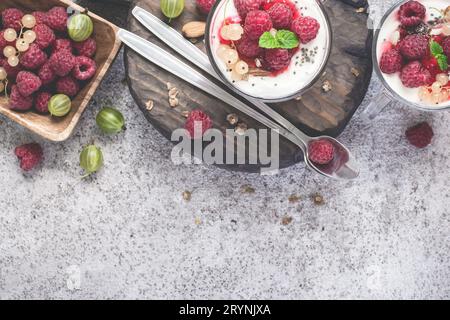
[125, 0, 372, 172]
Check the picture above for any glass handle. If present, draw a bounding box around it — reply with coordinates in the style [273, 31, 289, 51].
[359, 89, 392, 122]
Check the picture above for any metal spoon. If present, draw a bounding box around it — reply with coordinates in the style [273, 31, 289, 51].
[132, 7, 359, 179]
[119, 26, 358, 179]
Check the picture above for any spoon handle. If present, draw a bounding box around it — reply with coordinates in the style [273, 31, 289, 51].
[117, 29, 305, 152]
[132, 6, 311, 146]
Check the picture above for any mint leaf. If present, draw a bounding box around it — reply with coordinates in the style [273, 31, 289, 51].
[429, 40, 448, 71]
[436, 54, 448, 71]
[430, 40, 444, 57]
[259, 30, 299, 49]
[275, 30, 299, 49]
[259, 32, 279, 49]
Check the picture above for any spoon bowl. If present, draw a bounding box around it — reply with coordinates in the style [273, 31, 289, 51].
[304, 137, 359, 180]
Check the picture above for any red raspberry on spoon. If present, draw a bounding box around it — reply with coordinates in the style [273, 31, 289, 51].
[308, 139, 335, 165]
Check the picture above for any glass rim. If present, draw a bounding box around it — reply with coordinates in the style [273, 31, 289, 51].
[372, 0, 450, 111]
[204, 0, 333, 103]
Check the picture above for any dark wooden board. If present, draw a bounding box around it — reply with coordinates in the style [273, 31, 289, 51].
[125, 0, 372, 172]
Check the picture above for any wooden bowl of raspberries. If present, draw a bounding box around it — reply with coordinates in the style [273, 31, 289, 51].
[0, 0, 121, 141]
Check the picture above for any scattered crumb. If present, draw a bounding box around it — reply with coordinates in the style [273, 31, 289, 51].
[168, 87, 179, 98]
[351, 67, 360, 77]
[145, 100, 154, 111]
[295, 96, 302, 101]
[167, 84, 180, 107]
[288, 194, 301, 203]
[322, 80, 332, 92]
[235, 122, 248, 135]
[181, 110, 190, 118]
[227, 113, 239, 125]
[281, 216, 293, 225]
[169, 97, 179, 107]
[240, 184, 255, 194]
[167, 82, 175, 90]
[312, 193, 324, 205]
[195, 217, 201, 225]
[182, 191, 192, 201]
[355, 7, 366, 13]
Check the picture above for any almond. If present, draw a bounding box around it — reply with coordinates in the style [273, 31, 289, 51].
[182, 21, 206, 38]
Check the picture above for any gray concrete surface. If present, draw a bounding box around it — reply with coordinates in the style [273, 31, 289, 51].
[1, 0, 450, 299]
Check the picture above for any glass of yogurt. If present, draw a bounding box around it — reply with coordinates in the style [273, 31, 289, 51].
[362, 0, 450, 120]
[205, 0, 332, 103]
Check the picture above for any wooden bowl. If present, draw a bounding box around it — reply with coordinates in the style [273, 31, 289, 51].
[0, 0, 122, 141]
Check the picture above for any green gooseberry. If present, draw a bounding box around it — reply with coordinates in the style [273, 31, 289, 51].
[160, 0, 184, 20]
[96, 107, 125, 134]
[80, 145, 103, 176]
[48, 94, 71, 117]
[68, 13, 94, 42]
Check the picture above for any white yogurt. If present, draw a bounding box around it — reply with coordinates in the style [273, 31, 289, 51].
[376, 0, 450, 108]
[208, 0, 331, 101]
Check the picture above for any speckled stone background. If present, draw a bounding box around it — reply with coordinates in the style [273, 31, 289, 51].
[1, 0, 450, 299]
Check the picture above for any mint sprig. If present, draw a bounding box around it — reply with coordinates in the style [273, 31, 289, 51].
[259, 32, 279, 49]
[259, 30, 299, 49]
[430, 40, 448, 71]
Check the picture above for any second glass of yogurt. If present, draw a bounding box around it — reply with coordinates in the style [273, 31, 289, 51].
[205, 0, 332, 103]
[362, 0, 450, 120]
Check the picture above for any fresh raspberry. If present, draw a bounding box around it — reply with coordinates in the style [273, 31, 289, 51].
[14, 143, 43, 171]
[443, 37, 450, 60]
[308, 139, 335, 165]
[45, 6, 68, 32]
[72, 38, 96, 57]
[267, 3, 292, 29]
[20, 44, 47, 70]
[56, 76, 80, 97]
[422, 56, 441, 79]
[234, 0, 263, 19]
[32, 11, 47, 25]
[49, 49, 75, 77]
[379, 48, 403, 74]
[35, 91, 51, 113]
[185, 110, 213, 139]
[1, 58, 22, 80]
[235, 33, 262, 58]
[196, 0, 216, 14]
[16, 71, 42, 97]
[400, 61, 432, 88]
[38, 62, 56, 85]
[72, 56, 97, 80]
[398, 0, 425, 27]
[52, 38, 72, 53]
[291, 16, 320, 44]
[0, 30, 15, 53]
[398, 34, 428, 60]
[8, 85, 33, 111]
[244, 10, 273, 40]
[2, 8, 24, 31]
[405, 122, 433, 148]
[33, 24, 55, 49]
[264, 48, 291, 71]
